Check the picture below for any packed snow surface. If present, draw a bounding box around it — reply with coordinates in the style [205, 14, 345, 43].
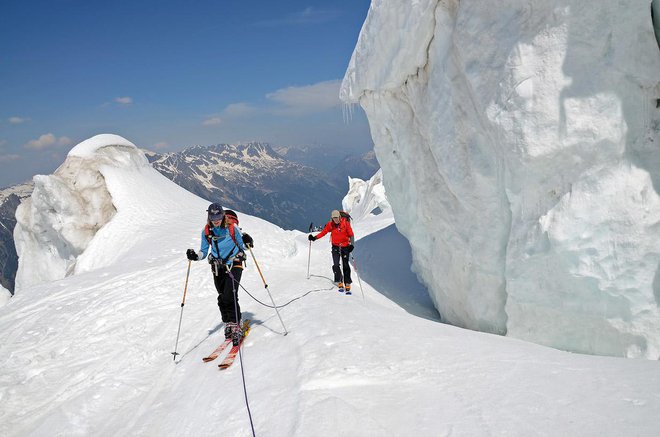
[1, 139, 659, 436]
[342, 0, 660, 358]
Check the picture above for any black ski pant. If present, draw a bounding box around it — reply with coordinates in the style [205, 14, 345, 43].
[211, 262, 242, 323]
[331, 245, 352, 284]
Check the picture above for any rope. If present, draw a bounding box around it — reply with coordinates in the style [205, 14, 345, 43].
[247, 246, 288, 335]
[227, 268, 256, 437]
[238, 280, 335, 309]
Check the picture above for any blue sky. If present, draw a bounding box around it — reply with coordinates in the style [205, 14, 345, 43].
[0, 0, 372, 187]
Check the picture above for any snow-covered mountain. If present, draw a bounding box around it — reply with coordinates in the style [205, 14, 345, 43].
[342, 0, 660, 359]
[0, 183, 33, 293]
[2, 135, 659, 436]
[148, 142, 345, 231]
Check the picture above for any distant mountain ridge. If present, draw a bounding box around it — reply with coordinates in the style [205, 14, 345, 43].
[147, 142, 346, 231]
[0, 183, 33, 294]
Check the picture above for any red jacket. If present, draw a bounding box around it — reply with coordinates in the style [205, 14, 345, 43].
[315, 218, 354, 247]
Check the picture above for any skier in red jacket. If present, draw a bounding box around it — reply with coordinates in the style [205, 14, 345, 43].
[309, 210, 355, 293]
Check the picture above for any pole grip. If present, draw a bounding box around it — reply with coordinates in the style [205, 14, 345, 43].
[181, 260, 192, 306]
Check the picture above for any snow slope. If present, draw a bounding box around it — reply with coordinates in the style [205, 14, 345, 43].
[1, 139, 659, 436]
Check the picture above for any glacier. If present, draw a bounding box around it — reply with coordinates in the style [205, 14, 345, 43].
[3, 136, 659, 436]
[341, 0, 660, 358]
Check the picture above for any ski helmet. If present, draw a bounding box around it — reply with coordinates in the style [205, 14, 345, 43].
[207, 203, 224, 221]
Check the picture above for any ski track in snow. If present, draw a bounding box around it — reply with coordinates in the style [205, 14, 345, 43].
[3, 233, 660, 436]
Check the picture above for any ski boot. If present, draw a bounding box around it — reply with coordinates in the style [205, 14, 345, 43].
[345, 284, 352, 295]
[231, 322, 244, 346]
[225, 322, 237, 339]
[337, 282, 345, 293]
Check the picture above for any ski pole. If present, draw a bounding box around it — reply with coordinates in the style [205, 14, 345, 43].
[307, 241, 312, 279]
[248, 246, 289, 335]
[351, 255, 365, 302]
[172, 260, 192, 360]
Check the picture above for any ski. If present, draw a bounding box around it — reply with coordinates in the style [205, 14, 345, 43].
[202, 338, 232, 362]
[218, 320, 252, 370]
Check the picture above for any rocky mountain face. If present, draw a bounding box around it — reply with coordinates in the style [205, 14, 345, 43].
[148, 142, 347, 231]
[0, 183, 33, 293]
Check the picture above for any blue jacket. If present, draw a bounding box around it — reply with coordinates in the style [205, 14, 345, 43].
[199, 224, 246, 267]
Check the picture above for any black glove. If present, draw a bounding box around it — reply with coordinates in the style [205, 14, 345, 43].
[308, 234, 316, 241]
[347, 244, 354, 253]
[242, 233, 254, 248]
[186, 249, 199, 261]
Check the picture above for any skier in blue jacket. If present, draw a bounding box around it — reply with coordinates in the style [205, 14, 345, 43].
[187, 203, 254, 345]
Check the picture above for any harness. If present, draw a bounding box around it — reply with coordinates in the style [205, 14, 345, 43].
[205, 223, 243, 271]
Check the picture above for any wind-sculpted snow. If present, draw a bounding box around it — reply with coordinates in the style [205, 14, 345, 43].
[13, 134, 196, 291]
[14, 155, 117, 289]
[342, 0, 660, 358]
[342, 169, 393, 235]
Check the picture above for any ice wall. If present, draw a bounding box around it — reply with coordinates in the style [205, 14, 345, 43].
[342, 0, 660, 358]
[14, 134, 145, 290]
[654, 0, 660, 48]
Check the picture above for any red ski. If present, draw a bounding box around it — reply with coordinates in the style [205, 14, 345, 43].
[202, 338, 232, 362]
[218, 320, 251, 370]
